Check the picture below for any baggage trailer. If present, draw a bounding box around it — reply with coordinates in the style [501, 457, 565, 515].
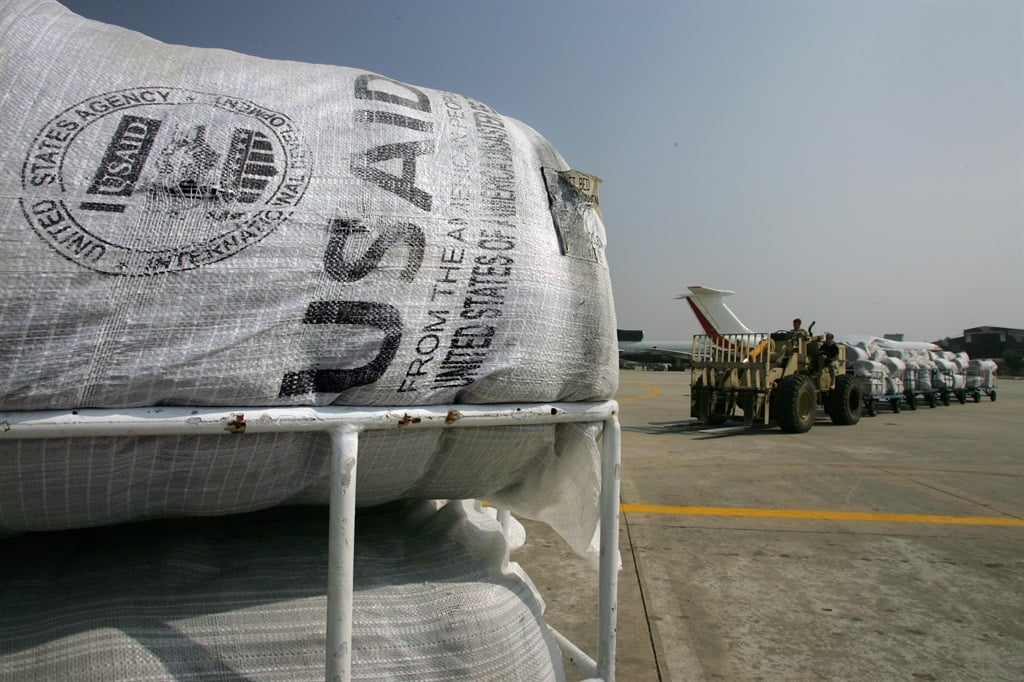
[690, 332, 862, 433]
[931, 360, 963, 405]
[902, 364, 942, 410]
[964, 360, 999, 402]
[852, 362, 906, 416]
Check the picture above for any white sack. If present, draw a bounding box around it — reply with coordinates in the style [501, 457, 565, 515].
[0, 501, 565, 681]
[0, 0, 616, 558]
[880, 356, 907, 373]
[965, 360, 997, 389]
[0, 0, 616, 409]
[852, 359, 887, 378]
[931, 359, 957, 390]
[914, 364, 934, 391]
[852, 360, 887, 397]
[844, 345, 869, 363]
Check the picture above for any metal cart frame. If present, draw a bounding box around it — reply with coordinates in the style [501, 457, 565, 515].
[1, 401, 621, 682]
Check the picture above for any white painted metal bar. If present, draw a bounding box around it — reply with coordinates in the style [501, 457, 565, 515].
[327, 428, 359, 682]
[0, 400, 619, 682]
[597, 414, 621, 682]
[550, 627, 598, 677]
[0, 402, 617, 438]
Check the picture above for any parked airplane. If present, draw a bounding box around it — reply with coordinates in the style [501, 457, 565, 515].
[617, 331, 693, 361]
[679, 285, 942, 355]
[675, 286, 753, 338]
[618, 287, 748, 362]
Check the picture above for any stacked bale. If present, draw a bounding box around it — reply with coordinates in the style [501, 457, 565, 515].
[0, 1, 617, 678]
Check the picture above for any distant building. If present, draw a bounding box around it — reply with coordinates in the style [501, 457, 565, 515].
[939, 326, 1024, 358]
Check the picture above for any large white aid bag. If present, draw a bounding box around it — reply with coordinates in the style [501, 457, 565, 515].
[0, 0, 617, 556]
[0, 501, 565, 681]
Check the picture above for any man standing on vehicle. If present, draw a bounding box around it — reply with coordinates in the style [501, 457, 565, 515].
[791, 318, 811, 341]
[819, 332, 840, 380]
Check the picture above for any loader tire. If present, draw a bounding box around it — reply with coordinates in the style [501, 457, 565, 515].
[828, 375, 862, 425]
[776, 375, 816, 433]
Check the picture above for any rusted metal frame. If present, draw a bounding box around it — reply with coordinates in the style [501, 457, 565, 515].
[1, 400, 620, 682]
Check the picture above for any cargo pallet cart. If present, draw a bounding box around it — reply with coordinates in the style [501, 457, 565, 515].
[931, 365, 961, 405]
[855, 368, 906, 416]
[1, 401, 622, 682]
[964, 369, 998, 402]
[901, 366, 940, 409]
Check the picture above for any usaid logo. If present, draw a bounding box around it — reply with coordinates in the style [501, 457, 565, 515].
[20, 87, 310, 275]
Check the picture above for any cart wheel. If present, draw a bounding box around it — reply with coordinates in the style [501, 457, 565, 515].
[973, 391, 981, 403]
[990, 390, 997, 402]
[906, 392, 917, 410]
[865, 398, 877, 417]
[956, 390, 966, 404]
[941, 391, 951, 406]
[927, 392, 937, 408]
[890, 398, 901, 413]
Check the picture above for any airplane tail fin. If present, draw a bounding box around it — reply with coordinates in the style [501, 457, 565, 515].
[676, 286, 754, 337]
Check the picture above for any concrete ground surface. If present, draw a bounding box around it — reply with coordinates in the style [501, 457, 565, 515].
[513, 370, 1023, 682]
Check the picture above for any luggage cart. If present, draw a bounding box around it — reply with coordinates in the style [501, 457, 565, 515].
[0, 401, 621, 682]
[854, 367, 905, 416]
[901, 367, 919, 411]
[931, 365, 961, 405]
[902, 365, 941, 409]
[964, 367, 999, 402]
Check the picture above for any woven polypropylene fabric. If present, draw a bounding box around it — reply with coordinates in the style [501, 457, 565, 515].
[0, 502, 564, 681]
[0, 0, 616, 410]
[0, 0, 615, 561]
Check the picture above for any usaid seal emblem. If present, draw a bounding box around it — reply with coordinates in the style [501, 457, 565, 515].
[20, 87, 310, 275]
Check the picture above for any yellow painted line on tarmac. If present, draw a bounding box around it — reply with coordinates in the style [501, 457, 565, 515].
[618, 380, 662, 403]
[620, 504, 1024, 527]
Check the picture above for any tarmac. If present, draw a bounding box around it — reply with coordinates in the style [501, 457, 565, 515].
[513, 370, 1024, 682]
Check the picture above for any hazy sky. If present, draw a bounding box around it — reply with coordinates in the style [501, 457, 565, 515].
[60, 0, 1023, 343]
